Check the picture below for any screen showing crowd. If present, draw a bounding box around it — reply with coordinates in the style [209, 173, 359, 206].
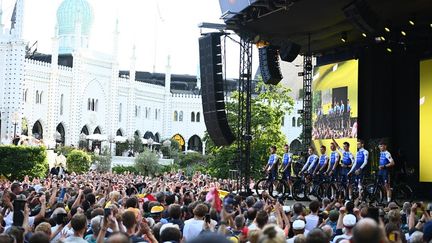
[312, 59, 358, 154]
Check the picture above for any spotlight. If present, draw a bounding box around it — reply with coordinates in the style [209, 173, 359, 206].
[401, 30, 406, 36]
[341, 32, 347, 42]
[409, 20, 415, 26]
[384, 27, 390, 32]
[430, 23, 432, 28]
[386, 47, 392, 53]
[380, 36, 386, 41]
[362, 33, 367, 37]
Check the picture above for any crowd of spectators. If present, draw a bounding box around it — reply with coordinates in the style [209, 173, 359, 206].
[0, 171, 431, 243]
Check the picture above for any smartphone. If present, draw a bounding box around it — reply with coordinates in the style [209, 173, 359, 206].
[205, 214, 211, 224]
[104, 208, 111, 217]
[367, 207, 380, 223]
[388, 232, 398, 242]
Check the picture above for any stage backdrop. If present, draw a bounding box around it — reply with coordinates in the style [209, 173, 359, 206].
[312, 59, 358, 154]
[420, 59, 432, 182]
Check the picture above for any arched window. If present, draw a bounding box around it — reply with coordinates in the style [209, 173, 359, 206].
[281, 117, 285, 126]
[191, 112, 195, 122]
[179, 111, 183, 122]
[135, 106, 138, 117]
[39, 91, 43, 104]
[148, 108, 151, 119]
[60, 94, 64, 115]
[36, 91, 39, 104]
[88, 98, 91, 110]
[292, 117, 296, 127]
[145, 108, 149, 119]
[119, 103, 122, 122]
[91, 99, 95, 111]
[196, 112, 200, 122]
[23, 89, 28, 102]
[173, 111, 178, 121]
[95, 99, 98, 112]
[297, 117, 302, 127]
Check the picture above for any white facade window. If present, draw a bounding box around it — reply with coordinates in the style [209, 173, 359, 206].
[155, 109, 158, 120]
[39, 91, 43, 104]
[179, 111, 183, 122]
[173, 111, 178, 121]
[135, 105, 138, 117]
[60, 94, 64, 115]
[36, 91, 39, 104]
[281, 116, 285, 126]
[196, 112, 200, 122]
[119, 103, 122, 122]
[145, 108, 149, 119]
[23, 89, 28, 102]
[297, 117, 302, 127]
[95, 99, 98, 112]
[191, 112, 195, 122]
[88, 98, 91, 110]
[292, 117, 296, 127]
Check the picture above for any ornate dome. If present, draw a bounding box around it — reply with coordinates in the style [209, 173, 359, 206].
[57, 0, 94, 36]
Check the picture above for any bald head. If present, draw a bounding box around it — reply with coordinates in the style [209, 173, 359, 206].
[321, 225, 333, 239]
[352, 218, 381, 243]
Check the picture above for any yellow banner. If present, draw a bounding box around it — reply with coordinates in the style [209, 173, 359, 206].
[420, 59, 432, 182]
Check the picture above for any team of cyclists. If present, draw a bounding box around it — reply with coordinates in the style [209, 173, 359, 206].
[264, 139, 395, 202]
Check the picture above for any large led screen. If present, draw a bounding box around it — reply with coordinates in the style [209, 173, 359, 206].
[312, 59, 358, 154]
[420, 59, 432, 182]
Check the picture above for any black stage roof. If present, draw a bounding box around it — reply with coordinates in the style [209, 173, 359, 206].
[220, 0, 432, 55]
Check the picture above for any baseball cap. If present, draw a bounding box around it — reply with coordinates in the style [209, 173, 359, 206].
[151, 205, 164, 214]
[293, 220, 306, 230]
[343, 214, 356, 227]
[423, 221, 432, 242]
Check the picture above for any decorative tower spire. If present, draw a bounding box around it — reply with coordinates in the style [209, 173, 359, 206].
[165, 55, 171, 94]
[10, 0, 24, 39]
[112, 18, 119, 60]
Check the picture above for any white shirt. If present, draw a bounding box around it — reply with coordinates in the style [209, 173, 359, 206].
[183, 218, 205, 241]
[332, 233, 352, 243]
[51, 224, 74, 243]
[304, 214, 319, 232]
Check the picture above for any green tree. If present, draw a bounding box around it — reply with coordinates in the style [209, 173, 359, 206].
[0, 145, 48, 180]
[112, 165, 138, 174]
[66, 150, 92, 173]
[206, 80, 294, 179]
[179, 152, 206, 167]
[133, 135, 143, 153]
[93, 146, 112, 172]
[134, 148, 161, 176]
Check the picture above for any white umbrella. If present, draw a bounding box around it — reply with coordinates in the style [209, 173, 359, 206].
[87, 134, 107, 141]
[114, 136, 127, 143]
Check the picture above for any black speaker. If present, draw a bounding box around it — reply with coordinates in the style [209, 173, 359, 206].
[199, 33, 235, 146]
[259, 45, 283, 85]
[279, 42, 301, 62]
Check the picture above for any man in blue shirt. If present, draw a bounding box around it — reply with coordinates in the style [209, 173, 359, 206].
[332, 138, 355, 199]
[314, 146, 329, 179]
[300, 147, 319, 175]
[280, 144, 293, 197]
[264, 145, 279, 182]
[348, 139, 369, 198]
[378, 140, 395, 202]
[326, 142, 341, 181]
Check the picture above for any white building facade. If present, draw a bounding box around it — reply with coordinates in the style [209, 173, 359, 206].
[0, 0, 206, 153]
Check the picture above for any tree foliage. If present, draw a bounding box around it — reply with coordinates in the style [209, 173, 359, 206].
[66, 149, 92, 173]
[93, 147, 112, 172]
[179, 152, 207, 168]
[0, 145, 48, 180]
[112, 165, 138, 174]
[206, 81, 294, 179]
[134, 148, 161, 176]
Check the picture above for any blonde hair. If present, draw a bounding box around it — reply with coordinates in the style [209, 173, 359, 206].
[35, 222, 52, 236]
[248, 229, 262, 243]
[259, 224, 286, 243]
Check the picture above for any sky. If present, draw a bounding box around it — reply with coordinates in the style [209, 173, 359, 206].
[1, 0, 259, 78]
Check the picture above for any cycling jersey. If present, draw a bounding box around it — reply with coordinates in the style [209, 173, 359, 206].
[318, 154, 328, 171]
[329, 151, 340, 171]
[302, 154, 319, 173]
[267, 154, 278, 180]
[378, 151, 393, 184]
[281, 153, 292, 180]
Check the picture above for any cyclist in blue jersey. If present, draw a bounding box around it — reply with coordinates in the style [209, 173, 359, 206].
[325, 142, 340, 181]
[348, 139, 369, 198]
[280, 144, 293, 197]
[314, 146, 329, 179]
[332, 138, 355, 199]
[264, 145, 279, 182]
[378, 140, 395, 203]
[300, 147, 319, 176]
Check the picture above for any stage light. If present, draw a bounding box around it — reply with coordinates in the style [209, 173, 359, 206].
[384, 27, 390, 32]
[409, 20, 415, 26]
[341, 32, 347, 42]
[380, 36, 386, 41]
[430, 23, 432, 28]
[362, 33, 367, 37]
[386, 47, 392, 53]
[401, 30, 406, 36]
